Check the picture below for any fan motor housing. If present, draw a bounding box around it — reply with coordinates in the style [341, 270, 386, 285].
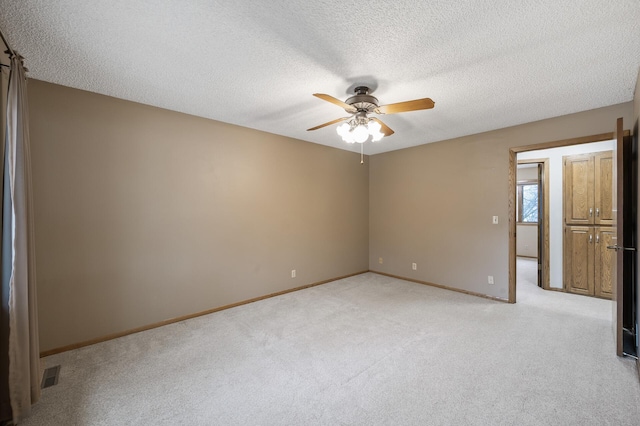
[346, 86, 379, 112]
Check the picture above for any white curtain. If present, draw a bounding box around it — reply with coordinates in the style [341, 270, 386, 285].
[3, 52, 40, 423]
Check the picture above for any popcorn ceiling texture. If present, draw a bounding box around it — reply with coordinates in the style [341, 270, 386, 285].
[1, 0, 639, 155]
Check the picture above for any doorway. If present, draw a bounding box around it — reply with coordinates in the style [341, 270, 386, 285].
[509, 132, 619, 303]
[516, 159, 550, 290]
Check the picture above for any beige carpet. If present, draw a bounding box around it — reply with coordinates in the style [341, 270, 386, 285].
[20, 263, 640, 425]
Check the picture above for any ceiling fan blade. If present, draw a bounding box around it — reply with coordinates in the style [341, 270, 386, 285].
[307, 116, 350, 131]
[371, 117, 394, 136]
[375, 98, 435, 115]
[313, 93, 357, 113]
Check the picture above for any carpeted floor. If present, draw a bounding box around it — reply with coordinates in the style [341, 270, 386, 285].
[21, 261, 640, 425]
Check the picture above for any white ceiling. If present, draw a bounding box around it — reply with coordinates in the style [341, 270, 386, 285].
[1, 0, 640, 155]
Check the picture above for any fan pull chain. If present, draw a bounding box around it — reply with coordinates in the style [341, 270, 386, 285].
[361, 143, 364, 164]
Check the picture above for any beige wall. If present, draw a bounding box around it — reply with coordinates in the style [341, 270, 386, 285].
[28, 77, 638, 351]
[28, 80, 369, 352]
[516, 166, 538, 181]
[369, 102, 633, 299]
[516, 225, 537, 258]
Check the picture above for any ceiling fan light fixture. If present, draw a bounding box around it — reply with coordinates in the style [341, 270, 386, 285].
[336, 120, 384, 144]
[336, 122, 355, 143]
[309, 87, 433, 146]
[368, 120, 384, 142]
[352, 124, 369, 143]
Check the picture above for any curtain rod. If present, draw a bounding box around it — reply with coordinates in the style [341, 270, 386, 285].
[0, 27, 16, 68]
[0, 26, 15, 57]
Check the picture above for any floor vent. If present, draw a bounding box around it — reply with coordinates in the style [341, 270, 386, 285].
[41, 365, 60, 389]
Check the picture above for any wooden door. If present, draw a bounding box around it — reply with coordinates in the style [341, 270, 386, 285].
[611, 117, 623, 356]
[564, 154, 595, 225]
[594, 152, 613, 226]
[537, 163, 543, 288]
[564, 226, 594, 296]
[594, 227, 615, 299]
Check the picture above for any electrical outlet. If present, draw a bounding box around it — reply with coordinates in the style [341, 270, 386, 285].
[412, 263, 417, 270]
[291, 269, 296, 278]
[379, 257, 383, 264]
[488, 275, 494, 285]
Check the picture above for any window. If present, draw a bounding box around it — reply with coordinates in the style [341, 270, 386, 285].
[517, 181, 538, 223]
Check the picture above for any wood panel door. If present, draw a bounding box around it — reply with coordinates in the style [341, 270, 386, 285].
[595, 227, 615, 299]
[611, 117, 624, 356]
[564, 226, 594, 296]
[609, 117, 638, 358]
[594, 152, 613, 226]
[564, 154, 594, 225]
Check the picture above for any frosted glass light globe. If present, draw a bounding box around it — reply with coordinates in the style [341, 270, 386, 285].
[352, 125, 369, 143]
[368, 121, 384, 142]
[368, 120, 381, 134]
[343, 132, 355, 143]
[336, 122, 349, 136]
[337, 123, 356, 143]
[371, 130, 384, 142]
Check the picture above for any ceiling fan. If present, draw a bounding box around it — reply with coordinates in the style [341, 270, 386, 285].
[307, 86, 435, 144]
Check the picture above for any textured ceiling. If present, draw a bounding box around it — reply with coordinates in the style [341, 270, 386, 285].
[1, 0, 640, 155]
